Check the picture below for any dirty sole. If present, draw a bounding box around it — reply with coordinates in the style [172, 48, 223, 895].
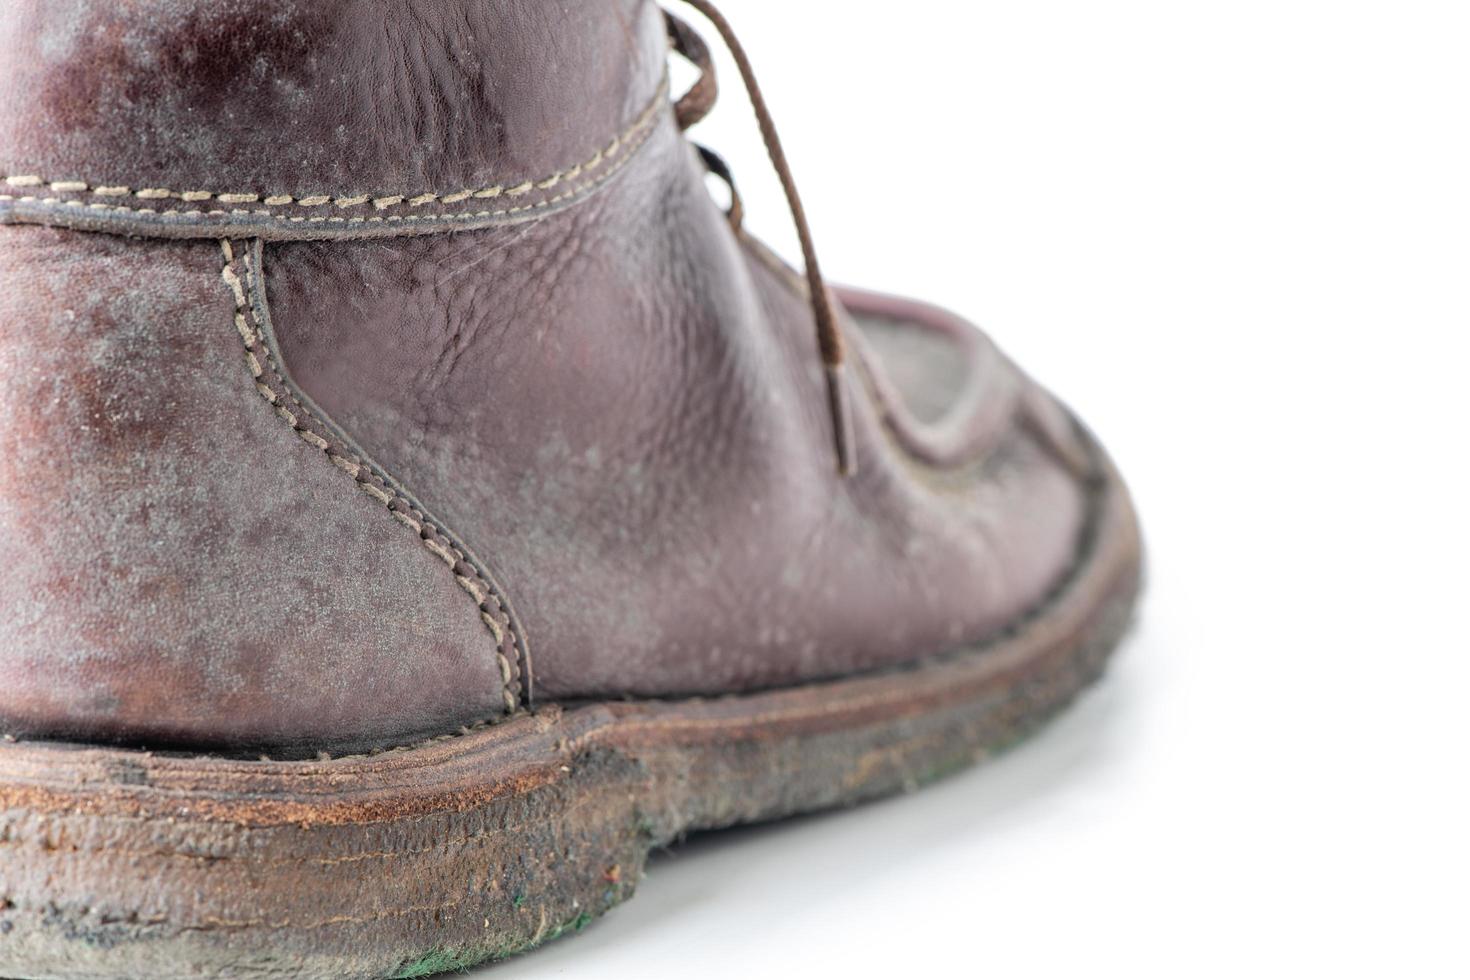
[0, 452, 1140, 980]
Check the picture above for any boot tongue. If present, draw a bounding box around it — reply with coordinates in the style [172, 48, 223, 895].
[0, 0, 667, 217]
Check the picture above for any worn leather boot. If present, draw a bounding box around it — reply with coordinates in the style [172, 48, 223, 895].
[0, 2, 1141, 977]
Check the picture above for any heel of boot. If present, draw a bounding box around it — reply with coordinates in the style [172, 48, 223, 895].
[0, 711, 644, 980]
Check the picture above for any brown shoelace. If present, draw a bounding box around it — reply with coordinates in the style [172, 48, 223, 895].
[671, 0, 857, 476]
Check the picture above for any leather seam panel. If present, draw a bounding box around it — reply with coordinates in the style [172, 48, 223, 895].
[2, 76, 669, 222]
[32, 418, 1113, 765]
[217, 239, 527, 713]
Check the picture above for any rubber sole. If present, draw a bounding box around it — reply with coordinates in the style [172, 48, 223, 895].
[0, 456, 1141, 980]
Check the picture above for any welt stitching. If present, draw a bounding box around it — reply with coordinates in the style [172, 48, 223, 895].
[218, 240, 522, 713]
[1, 77, 668, 218]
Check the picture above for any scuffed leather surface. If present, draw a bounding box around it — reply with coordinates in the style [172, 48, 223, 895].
[0, 0, 666, 213]
[0, 226, 508, 754]
[839, 285, 1029, 469]
[263, 115, 1094, 699]
[0, 0, 1104, 744]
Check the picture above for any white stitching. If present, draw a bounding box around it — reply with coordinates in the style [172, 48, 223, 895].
[4, 77, 668, 215]
[0, 106, 661, 234]
[219, 242, 522, 713]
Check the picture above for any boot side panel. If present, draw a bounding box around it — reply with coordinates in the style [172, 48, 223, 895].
[0, 227, 511, 756]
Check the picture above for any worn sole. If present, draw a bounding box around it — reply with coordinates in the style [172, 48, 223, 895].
[0, 451, 1141, 980]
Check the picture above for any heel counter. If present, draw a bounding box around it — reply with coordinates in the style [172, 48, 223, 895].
[0, 227, 515, 754]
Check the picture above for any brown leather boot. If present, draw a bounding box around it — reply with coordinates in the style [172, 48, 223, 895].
[0, 2, 1141, 976]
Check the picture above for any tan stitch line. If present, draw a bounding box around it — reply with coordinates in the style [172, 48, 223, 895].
[456, 575, 487, 605]
[0, 107, 658, 236]
[221, 242, 521, 714]
[233, 313, 258, 346]
[483, 612, 506, 647]
[358, 481, 393, 506]
[298, 429, 330, 452]
[0, 428, 1107, 765]
[423, 538, 457, 566]
[240, 244, 524, 708]
[5, 77, 668, 214]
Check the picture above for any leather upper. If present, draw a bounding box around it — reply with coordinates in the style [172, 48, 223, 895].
[0, 0, 668, 238]
[0, 228, 513, 754]
[260, 112, 1095, 699]
[0, 0, 1110, 750]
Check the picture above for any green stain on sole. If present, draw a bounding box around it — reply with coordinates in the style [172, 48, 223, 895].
[389, 909, 604, 978]
[391, 946, 481, 979]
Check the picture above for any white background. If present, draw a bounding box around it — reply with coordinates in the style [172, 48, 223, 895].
[485, 2, 1469, 977]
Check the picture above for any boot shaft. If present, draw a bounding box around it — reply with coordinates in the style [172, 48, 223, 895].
[0, 0, 667, 239]
[0, 2, 1092, 757]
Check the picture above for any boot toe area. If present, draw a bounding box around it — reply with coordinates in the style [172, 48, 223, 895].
[840, 284, 1094, 477]
[837, 284, 1113, 646]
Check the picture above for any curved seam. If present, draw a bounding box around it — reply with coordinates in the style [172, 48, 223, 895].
[239, 237, 532, 701]
[343, 424, 1112, 760]
[2, 76, 669, 217]
[0, 96, 664, 239]
[1, 421, 1116, 766]
[217, 240, 523, 714]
